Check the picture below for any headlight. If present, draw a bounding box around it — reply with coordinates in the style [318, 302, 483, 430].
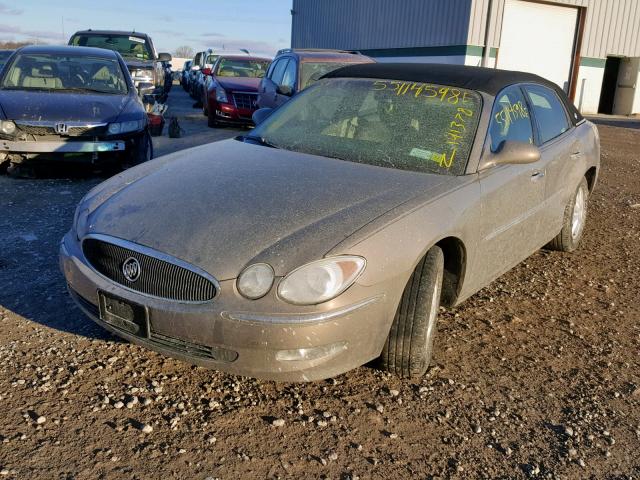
[237, 263, 275, 299]
[277, 256, 366, 305]
[108, 120, 145, 135]
[215, 89, 228, 103]
[0, 120, 16, 135]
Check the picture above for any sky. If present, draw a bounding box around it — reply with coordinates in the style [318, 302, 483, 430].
[0, 0, 293, 57]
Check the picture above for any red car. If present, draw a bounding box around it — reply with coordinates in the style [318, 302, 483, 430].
[204, 55, 271, 128]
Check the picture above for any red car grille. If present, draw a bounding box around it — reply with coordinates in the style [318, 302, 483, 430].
[232, 92, 258, 110]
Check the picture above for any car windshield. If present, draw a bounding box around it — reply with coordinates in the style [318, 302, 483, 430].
[0, 53, 128, 94]
[251, 78, 482, 176]
[0, 51, 12, 70]
[215, 58, 269, 78]
[300, 61, 356, 89]
[70, 34, 153, 61]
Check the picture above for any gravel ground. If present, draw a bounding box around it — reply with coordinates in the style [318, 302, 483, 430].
[0, 120, 638, 479]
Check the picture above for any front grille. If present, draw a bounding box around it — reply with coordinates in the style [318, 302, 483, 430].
[150, 330, 238, 362]
[82, 238, 217, 302]
[232, 92, 257, 110]
[17, 124, 107, 137]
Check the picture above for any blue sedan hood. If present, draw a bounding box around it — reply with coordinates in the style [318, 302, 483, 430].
[0, 90, 131, 123]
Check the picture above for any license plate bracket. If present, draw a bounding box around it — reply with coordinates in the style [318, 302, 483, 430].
[98, 291, 148, 338]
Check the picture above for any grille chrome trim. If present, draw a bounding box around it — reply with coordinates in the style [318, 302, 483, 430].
[16, 120, 108, 137]
[81, 233, 220, 304]
[231, 91, 257, 110]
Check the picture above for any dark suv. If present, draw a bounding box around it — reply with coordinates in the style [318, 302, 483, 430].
[257, 49, 373, 109]
[69, 30, 172, 101]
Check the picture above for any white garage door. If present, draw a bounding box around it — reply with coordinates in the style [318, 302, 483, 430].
[497, 0, 578, 92]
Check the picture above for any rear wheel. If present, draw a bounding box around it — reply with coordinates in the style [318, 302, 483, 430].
[547, 177, 589, 252]
[379, 246, 444, 378]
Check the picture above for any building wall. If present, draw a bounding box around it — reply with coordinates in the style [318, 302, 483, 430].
[291, 0, 473, 50]
[291, 0, 640, 113]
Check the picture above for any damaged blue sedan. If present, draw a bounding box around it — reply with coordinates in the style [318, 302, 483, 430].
[0, 45, 153, 175]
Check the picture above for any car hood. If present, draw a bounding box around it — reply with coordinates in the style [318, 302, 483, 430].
[123, 58, 154, 69]
[87, 139, 452, 280]
[215, 76, 261, 91]
[0, 90, 130, 123]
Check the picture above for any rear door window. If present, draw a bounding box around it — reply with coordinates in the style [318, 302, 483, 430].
[489, 85, 534, 152]
[524, 85, 571, 144]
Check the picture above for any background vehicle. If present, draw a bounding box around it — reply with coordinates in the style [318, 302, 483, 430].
[69, 30, 172, 101]
[0, 50, 13, 73]
[204, 55, 270, 127]
[61, 64, 599, 381]
[180, 60, 192, 90]
[0, 45, 152, 174]
[257, 49, 373, 109]
[196, 49, 252, 106]
[187, 50, 206, 98]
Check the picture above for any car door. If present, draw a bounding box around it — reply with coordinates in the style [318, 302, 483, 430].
[523, 84, 577, 238]
[476, 85, 548, 285]
[259, 58, 289, 109]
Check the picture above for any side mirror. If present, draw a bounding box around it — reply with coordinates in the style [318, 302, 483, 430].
[252, 108, 274, 125]
[202, 67, 212, 76]
[158, 52, 172, 62]
[276, 84, 293, 96]
[479, 140, 541, 171]
[137, 82, 155, 96]
[191, 65, 200, 72]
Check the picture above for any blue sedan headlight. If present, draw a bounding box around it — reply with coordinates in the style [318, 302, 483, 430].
[107, 120, 145, 135]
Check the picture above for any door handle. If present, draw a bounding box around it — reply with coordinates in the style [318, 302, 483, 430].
[531, 169, 545, 181]
[570, 151, 582, 160]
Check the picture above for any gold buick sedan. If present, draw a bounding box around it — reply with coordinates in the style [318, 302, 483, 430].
[60, 63, 600, 381]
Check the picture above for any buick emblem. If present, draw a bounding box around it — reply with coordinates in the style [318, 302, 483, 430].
[54, 123, 69, 135]
[122, 257, 141, 282]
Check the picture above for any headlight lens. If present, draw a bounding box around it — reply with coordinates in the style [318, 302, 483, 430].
[278, 256, 366, 305]
[215, 88, 228, 103]
[108, 120, 145, 135]
[0, 120, 16, 135]
[237, 263, 275, 299]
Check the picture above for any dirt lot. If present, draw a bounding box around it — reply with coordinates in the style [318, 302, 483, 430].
[0, 119, 638, 479]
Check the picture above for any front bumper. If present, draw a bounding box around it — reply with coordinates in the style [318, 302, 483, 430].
[1, 139, 125, 153]
[59, 232, 395, 381]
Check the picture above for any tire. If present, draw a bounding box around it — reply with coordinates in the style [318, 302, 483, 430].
[124, 131, 153, 169]
[207, 109, 219, 128]
[202, 97, 209, 117]
[379, 246, 444, 378]
[547, 177, 589, 252]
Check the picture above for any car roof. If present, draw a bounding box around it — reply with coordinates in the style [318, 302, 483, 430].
[71, 30, 149, 39]
[215, 55, 270, 61]
[325, 62, 583, 123]
[279, 49, 371, 62]
[16, 45, 120, 59]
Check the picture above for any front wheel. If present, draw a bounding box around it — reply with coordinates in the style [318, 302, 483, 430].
[123, 131, 153, 169]
[547, 177, 589, 252]
[207, 109, 219, 128]
[378, 246, 444, 378]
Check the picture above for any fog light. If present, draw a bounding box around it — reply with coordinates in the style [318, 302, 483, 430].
[275, 342, 347, 362]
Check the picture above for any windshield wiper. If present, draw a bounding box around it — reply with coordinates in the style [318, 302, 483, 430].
[242, 135, 279, 149]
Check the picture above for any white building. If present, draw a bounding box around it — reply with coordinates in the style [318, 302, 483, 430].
[291, 0, 640, 114]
